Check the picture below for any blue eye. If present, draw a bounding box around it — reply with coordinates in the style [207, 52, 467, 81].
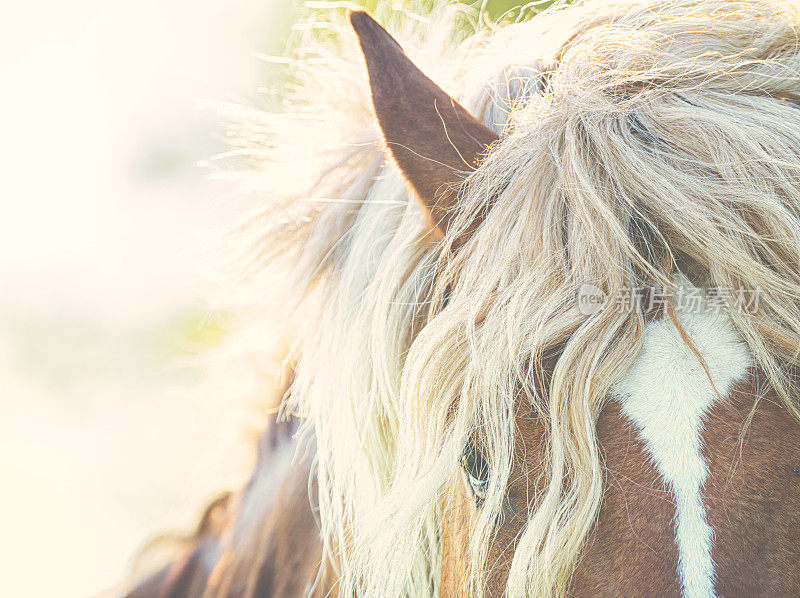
[461, 447, 489, 503]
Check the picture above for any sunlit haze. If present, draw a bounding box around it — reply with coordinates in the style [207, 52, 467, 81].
[0, 1, 288, 595]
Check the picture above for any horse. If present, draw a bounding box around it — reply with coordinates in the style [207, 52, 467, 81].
[127, 1, 800, 596]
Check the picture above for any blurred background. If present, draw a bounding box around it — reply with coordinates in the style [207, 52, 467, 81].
[0, 1, 529, 596]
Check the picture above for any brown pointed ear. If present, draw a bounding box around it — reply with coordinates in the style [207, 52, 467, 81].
[349, 10, 498, 241]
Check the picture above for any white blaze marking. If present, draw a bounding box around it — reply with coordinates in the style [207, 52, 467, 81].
[613, 307, 752, 598]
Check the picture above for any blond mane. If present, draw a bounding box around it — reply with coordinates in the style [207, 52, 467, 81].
[221, 1, 800, 595]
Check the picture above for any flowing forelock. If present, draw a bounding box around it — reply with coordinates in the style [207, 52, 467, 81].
[223, 1, 800, 596]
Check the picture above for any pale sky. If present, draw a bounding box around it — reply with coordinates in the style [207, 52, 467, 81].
[0, 1, 288, 595]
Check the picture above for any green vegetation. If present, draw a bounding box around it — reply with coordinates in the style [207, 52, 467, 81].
[350, 0, 558, 23]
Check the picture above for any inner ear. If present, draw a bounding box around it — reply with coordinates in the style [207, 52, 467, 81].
[349, 10, 499, 241]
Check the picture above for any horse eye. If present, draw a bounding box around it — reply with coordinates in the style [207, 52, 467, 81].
[460, 446, 490, 503]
